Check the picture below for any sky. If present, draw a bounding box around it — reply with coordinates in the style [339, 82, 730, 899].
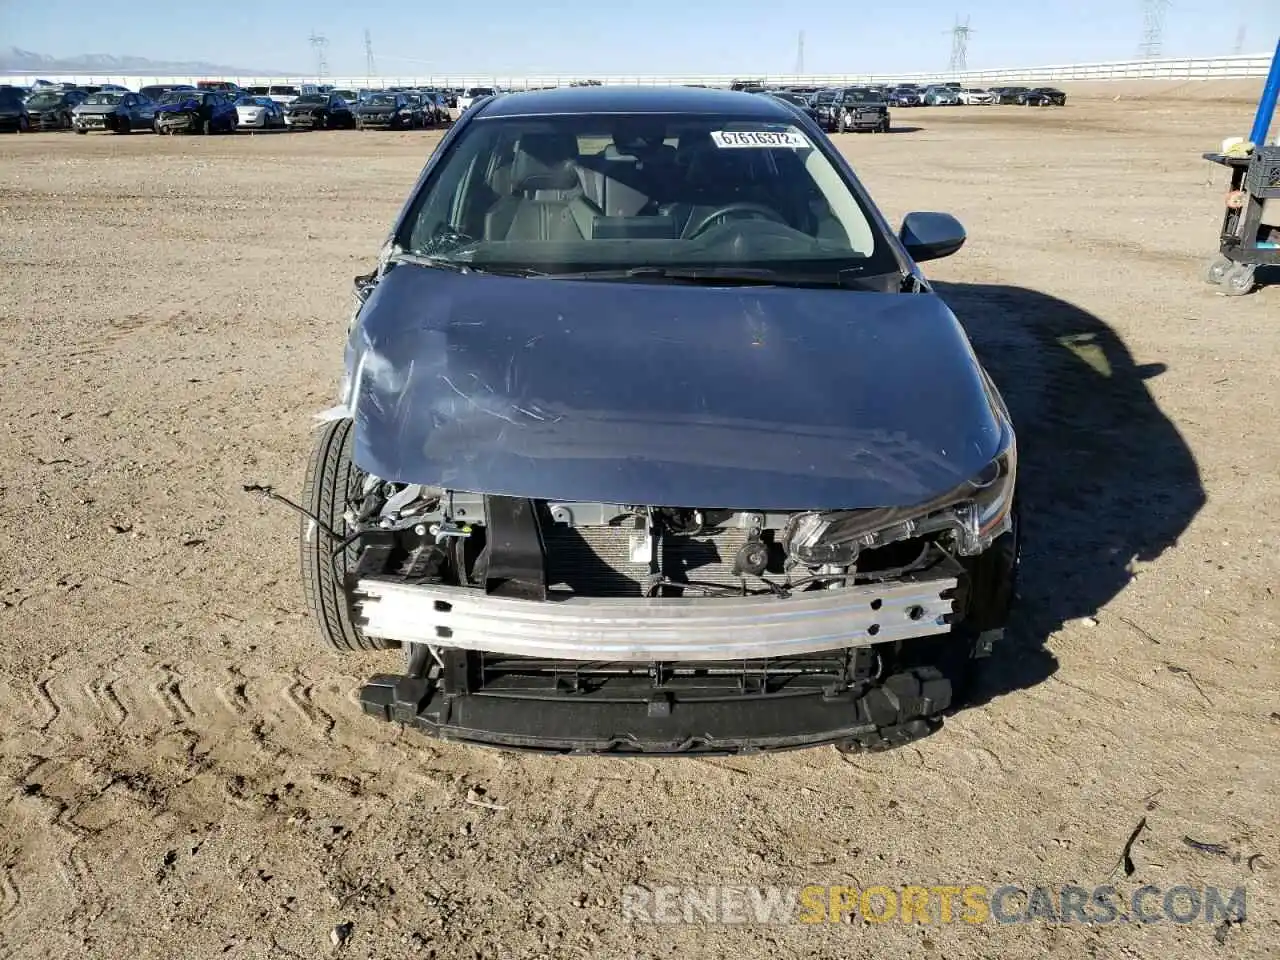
[2, 0, 1277, 77]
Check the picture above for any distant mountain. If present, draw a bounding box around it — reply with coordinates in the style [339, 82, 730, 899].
[0, 47, 287, 76]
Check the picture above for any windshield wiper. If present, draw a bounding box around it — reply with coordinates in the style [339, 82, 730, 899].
[389, 251, 549, 278]
[545, 265, 889, 289]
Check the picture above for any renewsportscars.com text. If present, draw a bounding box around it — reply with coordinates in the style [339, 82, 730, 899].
[621, 884, 1247, 926]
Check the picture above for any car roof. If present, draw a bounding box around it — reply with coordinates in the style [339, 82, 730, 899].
[477, 85, 797, 120]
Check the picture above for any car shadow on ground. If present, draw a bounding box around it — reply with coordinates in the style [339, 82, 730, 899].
[831, 126, 924, 135]
[932, 282, 1207, 708]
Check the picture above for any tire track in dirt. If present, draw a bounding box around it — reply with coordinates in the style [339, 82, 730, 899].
[283, 677, 336, 740]
[150, 664, 196, 725]
[30, 678, 61, 732]
[0, 863, 21, 923]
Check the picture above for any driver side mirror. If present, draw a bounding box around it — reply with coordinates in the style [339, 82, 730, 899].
[899, 212, 966, 263]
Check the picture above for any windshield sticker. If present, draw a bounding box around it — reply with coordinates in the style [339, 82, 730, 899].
[710, 130, 811, 149]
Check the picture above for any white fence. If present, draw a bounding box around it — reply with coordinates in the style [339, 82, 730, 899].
[3, 53, 1273, 90]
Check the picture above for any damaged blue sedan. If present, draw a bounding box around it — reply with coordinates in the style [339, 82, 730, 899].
[299, 85, 1020, 755]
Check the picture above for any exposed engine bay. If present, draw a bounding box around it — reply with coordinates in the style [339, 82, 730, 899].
[337, 478, 1011, 604]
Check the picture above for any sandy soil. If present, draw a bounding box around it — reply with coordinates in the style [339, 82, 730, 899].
[0, 96, 1277, 960]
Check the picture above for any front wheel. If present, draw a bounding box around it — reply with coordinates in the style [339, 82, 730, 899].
[1220, 262, 1257, 297]
[1204, 254, 1233, 285]
[300, 418, 397, 652]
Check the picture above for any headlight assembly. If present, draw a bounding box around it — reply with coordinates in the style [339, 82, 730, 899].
[783, 427, 1017, 566]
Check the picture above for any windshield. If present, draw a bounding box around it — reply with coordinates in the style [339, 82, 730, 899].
[27, 93, 63, 107]
[366, 94, 398, 105]
[843, 90, 876, 103]
[466, 87, 495, 97]
[159, 90, 197, 104]
[294, 94, 326, 104]
[269, 86, 299, 95]
[770, 93, 806, 105]
[399, 112, 896, 281]
[83, 93, 124, 105]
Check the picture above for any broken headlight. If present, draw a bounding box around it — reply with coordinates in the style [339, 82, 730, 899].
[784, 431, 1017, 565]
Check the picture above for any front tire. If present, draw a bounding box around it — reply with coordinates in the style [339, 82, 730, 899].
[1204, 254, 1233, 285]
[300, 418, 397, 652]
[1220, 262, 1257, 297]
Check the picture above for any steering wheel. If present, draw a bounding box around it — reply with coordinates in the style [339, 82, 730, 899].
[684, 202, 790, 239]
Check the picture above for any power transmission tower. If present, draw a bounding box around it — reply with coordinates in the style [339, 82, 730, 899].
[946, 15, 973, 73]
[309, 31, 329, 80]
[1232, 23, 1246, 56]
[1137, 0, 1171, 59]
[364, 29, 376, 82]
[794, 30, 805, 76]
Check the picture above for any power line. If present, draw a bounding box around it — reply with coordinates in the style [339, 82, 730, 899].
[309, 31, 329, 80]
[945, 15, 973, 72]
[1138, 0, 1172, 58]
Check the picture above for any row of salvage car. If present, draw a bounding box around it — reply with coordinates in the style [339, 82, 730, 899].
[0, 82, 455, 135]
[728, 79, 1065, 135]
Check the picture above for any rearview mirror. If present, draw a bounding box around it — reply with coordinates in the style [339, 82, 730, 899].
[899, 212, 966, 263]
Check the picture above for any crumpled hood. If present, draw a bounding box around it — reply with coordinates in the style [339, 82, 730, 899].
[74, 103, 123, 116]
[348, 265, 1005, 511]
[155, 97, 200, 114]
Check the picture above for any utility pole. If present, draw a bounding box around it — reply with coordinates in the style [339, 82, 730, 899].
[309, 31, 329, 80]
[364, 29, 376, 84]
[946, 15, 972, 73]
[1137, 0, 1171, 59]
[794, 30, 805, 76]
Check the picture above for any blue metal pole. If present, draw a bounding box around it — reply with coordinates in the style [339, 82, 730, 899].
[1249, 35, 1280, 146]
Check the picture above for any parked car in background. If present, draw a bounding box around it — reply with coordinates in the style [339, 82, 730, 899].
[1022, 87, 1067, 106]
[764, 90, 821, 124]
[355, 92, 417, 129]
[0, 88, 30, 132]
[23, 88, 88, 130]
[923, 85, 961, 106]
[888, 86, 924, 107]
[457, 86, 497, 110]
[993, 86, 1030, 104]
[140, 83, 196, 101]
[268, 84, 317, 105]
[72, 91, 156, 134]
[285, 92, 356, 129]
[830, 88, 891, 133]
[956, 87, 994, 105]
[235, 95, 287, 129]
[400, 93, 428, 127]
[198, 80, 243, 98]
[154, 90, 238, 134]
[419, 91, 450, 124]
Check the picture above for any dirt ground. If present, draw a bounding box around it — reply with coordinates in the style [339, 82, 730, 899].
[0, 91, 1277, 960]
